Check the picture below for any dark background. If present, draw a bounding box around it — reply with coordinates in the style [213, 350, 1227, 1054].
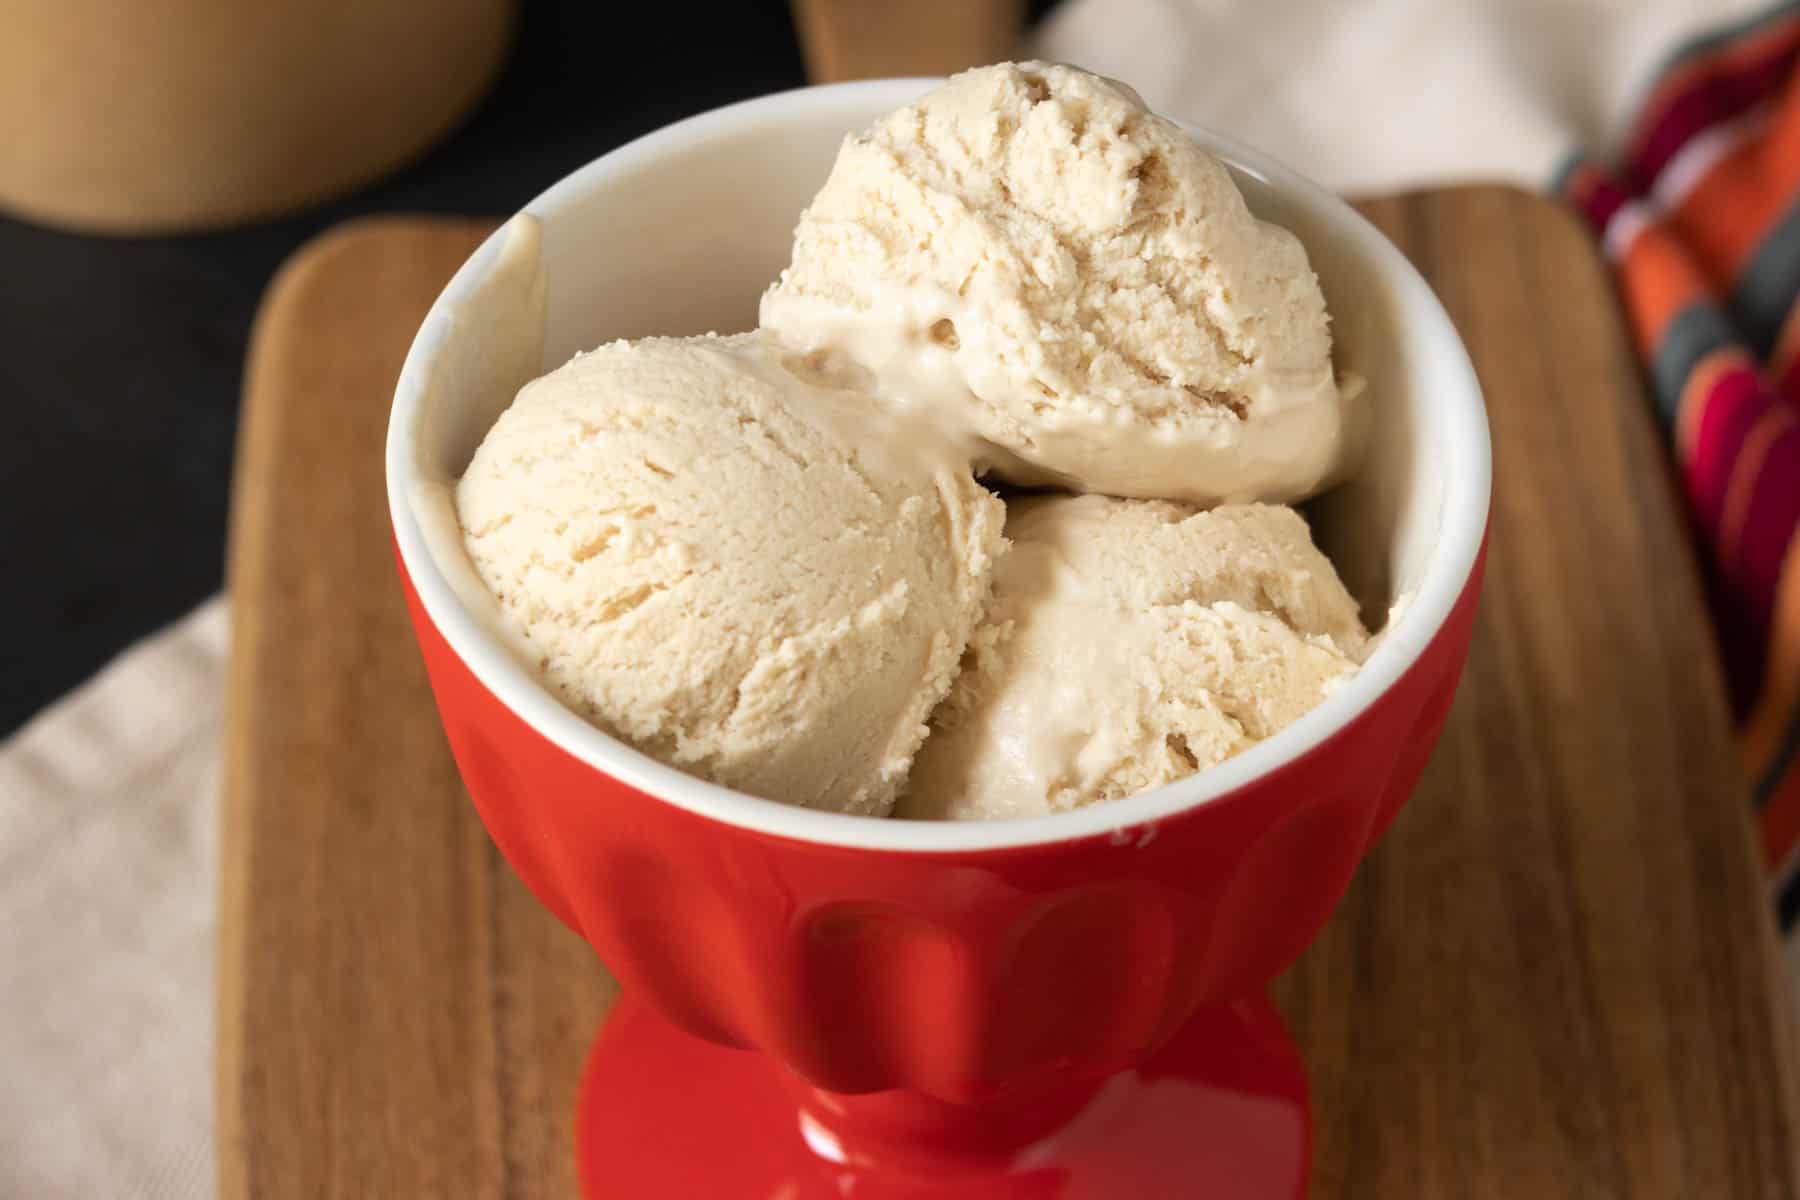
[0, 2, 1062, 735]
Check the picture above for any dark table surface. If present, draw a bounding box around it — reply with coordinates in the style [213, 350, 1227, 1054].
[0, 2, 1056, 736]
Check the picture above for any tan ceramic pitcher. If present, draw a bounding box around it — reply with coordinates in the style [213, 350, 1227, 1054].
[0, 0, 512, 234]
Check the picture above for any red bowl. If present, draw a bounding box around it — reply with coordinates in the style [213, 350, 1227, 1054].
[388, 81, 1491, 1199]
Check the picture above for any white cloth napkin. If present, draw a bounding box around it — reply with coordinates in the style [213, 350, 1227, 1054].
[2, 599, 224, 1198]
[1037, 0, 1769, 192]
[0, 1, 1766, 1193]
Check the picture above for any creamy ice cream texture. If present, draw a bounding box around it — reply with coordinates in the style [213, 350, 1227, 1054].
[457, 333, 1004, 817]
[454, 62, 1369, 819]
[899, 497, 1366, 821]
[761, 61, 1351, 506]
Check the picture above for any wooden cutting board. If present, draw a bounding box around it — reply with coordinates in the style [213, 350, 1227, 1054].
[218, 194, 1800, 1199]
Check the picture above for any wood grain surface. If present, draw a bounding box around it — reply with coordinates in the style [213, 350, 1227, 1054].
[219, 192, 1800, 1198]
[218, 219, 614, 1200]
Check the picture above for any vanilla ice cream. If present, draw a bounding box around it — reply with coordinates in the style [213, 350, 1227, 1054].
[456, 333, 1005, 816]
[761, 61, 1352, 506]
[453, 63, 1373, 822]
[898, 496, 1367, 821]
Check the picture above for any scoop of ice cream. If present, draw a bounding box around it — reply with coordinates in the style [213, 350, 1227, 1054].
[760, 61, 1350, 506]
[456, 332, 1005, 816]
[898, 496, 1366, 821]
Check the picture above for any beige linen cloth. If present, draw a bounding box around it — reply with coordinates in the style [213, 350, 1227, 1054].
[0, 1, 1768, 1193]
[3, 601, 224, 1196]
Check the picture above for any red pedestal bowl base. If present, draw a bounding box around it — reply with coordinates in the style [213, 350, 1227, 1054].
[577, 991, 1310, 1198]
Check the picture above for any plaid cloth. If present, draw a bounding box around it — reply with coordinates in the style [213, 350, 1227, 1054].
[1557, 1, 1800, 930]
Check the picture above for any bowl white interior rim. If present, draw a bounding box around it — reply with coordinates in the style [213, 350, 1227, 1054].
[386, 78, 1493, 854]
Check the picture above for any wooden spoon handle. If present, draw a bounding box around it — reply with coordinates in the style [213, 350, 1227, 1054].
[790, 0, 1025, 83]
